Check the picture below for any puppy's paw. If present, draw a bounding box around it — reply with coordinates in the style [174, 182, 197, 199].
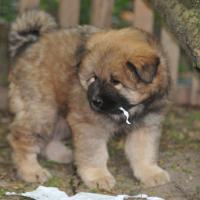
[19, 166, 51, 183]
[86, 175, 116, 190]
[143, 168, 170, 187]
[79, 167, 115, 190]
[135, 165, 170, 187]
[44, 141, 73, 164]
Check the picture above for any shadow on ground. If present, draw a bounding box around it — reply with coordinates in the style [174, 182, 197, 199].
[0, 106, 199, 200]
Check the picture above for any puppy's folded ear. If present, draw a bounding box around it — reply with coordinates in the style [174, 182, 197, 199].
[126, 57, 160, 84]
[75, 44, 87, 68]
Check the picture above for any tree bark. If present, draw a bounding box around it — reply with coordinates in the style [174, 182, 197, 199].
[19, 0, 40, 14]
[59, 0, 80, 28]
[91, 0, 114, 28]
[0, 22, 9, 86]
[149, 0, 200, 71]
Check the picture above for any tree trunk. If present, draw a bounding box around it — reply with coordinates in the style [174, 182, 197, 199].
[149, 0, 200, 71]
[59, 0, 80, 28]
[19, 0, 40, 13]
[0, 22, 9, 111]
[91, 0, 114, 28]
[0, 22, 9, 86]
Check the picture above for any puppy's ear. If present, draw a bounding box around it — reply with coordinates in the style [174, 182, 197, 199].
[75, 43, 87, 69]
[126, 57, 160, 84]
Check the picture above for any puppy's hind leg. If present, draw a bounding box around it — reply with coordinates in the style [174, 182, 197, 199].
[44, 117, 73, 164]
[8, 86, 57, 183]
[44, 141, 73, 164]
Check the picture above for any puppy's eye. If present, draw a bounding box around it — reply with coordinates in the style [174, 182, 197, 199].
[88, 75, 97, 85]
[110, 76, 121, 85]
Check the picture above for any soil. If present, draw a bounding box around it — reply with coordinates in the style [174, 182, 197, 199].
[0, 106, 199, 200]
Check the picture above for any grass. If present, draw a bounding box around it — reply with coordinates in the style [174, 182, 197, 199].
[0, 189, 6, 199]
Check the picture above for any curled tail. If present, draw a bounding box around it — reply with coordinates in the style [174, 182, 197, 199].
[9, 10, 57, 58]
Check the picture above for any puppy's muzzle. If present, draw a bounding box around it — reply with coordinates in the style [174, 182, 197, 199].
[87, 78, 132, 114]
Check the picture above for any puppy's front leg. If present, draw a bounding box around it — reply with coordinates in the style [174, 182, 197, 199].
[72, 123, 115, 190]
[125, 115, 170, 187]
[8, 130, 51, 183]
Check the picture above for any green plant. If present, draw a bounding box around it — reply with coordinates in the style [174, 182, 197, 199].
[0, 0, 17, 22]
[80, 0, 91, 24]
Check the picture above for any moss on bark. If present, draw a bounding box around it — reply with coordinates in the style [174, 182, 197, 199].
[150, 0, 200, 70]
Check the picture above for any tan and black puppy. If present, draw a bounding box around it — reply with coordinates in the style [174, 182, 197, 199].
[8, 11, 171, 190]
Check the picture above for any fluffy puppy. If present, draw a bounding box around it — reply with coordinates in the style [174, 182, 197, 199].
[8, 10, 171, 189]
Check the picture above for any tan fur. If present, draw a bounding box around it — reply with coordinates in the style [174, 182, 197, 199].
[125, 113, 170, 187]
[44, 141, 73, 164]
[9, 11, 170, 189]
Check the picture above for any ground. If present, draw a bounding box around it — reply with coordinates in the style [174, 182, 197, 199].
[0, 106, 199, 200]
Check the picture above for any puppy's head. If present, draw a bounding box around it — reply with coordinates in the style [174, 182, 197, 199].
[79, 28, 170, 122]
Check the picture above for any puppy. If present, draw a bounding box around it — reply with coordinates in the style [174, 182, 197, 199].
[8, 10, 171, 190]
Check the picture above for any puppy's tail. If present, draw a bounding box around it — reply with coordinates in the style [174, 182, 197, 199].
[9, 10, 57, 58]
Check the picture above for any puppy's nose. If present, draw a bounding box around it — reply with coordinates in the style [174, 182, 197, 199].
[92, 97, 103, 109]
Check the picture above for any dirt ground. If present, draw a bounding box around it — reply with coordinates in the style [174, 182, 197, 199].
[0, 106, 199, 200]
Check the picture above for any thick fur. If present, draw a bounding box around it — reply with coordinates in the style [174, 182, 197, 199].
[8, 11, 171, 189]
[9, 10, 57, 58]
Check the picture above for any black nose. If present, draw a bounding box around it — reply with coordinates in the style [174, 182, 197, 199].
[92, 97, 103, 109]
